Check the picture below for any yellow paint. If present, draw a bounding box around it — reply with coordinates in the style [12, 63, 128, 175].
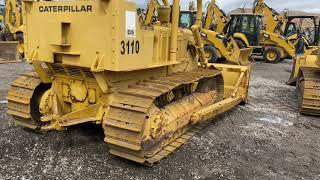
[7, 0, 252, 165]
[253, 0, 286, 33]
[234, 33, 250, 47]
[202, 29, 252, 65]
[204, 0, 229, 33]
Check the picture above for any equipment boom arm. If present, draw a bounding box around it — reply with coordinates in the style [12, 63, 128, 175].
[253, 0, 285, 33]
[204, 0, 228, 33]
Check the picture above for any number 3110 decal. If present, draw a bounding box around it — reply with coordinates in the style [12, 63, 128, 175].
[120, 40, 140, 55]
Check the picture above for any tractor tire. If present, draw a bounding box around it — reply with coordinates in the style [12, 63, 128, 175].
[263, 47, 281, 63]
[235, 39, 247, 49]
[204, 46, 218, 63]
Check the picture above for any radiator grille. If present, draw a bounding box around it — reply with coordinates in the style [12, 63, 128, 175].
[83, 69, 95, 79]
[51, 64, 66, 74]
[66, 67, 82, 76]
[49, 64, 95, 79]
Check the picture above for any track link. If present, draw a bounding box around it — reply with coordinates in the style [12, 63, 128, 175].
[7, 72, 43, 129]
[297, 70, 320, 116]
[102, 69, 223, 165]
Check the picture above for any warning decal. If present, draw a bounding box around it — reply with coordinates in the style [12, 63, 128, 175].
[126, 11, 136, 38]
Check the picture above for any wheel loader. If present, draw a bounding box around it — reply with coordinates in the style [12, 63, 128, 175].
[0, 0, 24, 61]
[7, 0, 251, 165]
[287, 43, 320, 115]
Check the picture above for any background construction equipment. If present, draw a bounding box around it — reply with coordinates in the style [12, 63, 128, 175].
[0, 4, 4, 27]
[204, 0, 229, 33]
[179, 8, 253, 65]
[287, 43, 320, 115]
[0, 0, 23, 62]
[252, 0, 318, 63]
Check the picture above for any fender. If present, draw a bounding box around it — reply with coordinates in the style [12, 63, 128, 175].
[234, 33, 250, 47]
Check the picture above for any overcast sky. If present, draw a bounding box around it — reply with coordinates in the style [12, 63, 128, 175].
[0, 0, 319, 13]
[137, 0, 320, 13]
[215, 0, 320, 13]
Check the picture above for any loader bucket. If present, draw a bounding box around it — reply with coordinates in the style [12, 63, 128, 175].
[238, 48, 254, 66]
[0, 41, 19, 62]
[226, 39, 253, 66]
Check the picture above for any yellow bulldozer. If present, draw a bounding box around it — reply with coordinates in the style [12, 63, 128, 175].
[287, 44, 320, 115]
[0, 0, 24, 61]
[7, 0, 251, 165]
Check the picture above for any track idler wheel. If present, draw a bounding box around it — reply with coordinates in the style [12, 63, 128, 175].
[30, 84, 52, 127]
[7, 73, 52, 131]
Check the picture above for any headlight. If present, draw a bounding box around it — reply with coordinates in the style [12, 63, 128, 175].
[263, 33, 270, 38]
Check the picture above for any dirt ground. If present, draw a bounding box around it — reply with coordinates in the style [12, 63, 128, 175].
[0, 60, 319, 180]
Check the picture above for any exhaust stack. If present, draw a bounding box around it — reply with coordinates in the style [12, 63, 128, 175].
[169, 0, 180, 62]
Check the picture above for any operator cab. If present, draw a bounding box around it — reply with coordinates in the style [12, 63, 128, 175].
[284, 15, 319, 46]
[179, 11, 196, 28]
[225, 13, 263, 46]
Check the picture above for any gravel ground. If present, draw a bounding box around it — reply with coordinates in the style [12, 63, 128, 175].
[0, 60, 319, 180]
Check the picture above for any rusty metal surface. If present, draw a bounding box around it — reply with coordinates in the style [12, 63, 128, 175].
[102, 68, 233, 165]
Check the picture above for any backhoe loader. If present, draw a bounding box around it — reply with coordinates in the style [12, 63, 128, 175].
[7, 0, 251, 165]
[252, 0, 318, 63]
[287, 43, 320, 115]
[223, 12, 296, 63]
[224, 12, 263, 54]
[201, 1, 262, 54]
[283, 15, 319, 47]
[200, 0, 286, 64]
[0, 0, 23, 61]
[179, 2, 253, 65]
